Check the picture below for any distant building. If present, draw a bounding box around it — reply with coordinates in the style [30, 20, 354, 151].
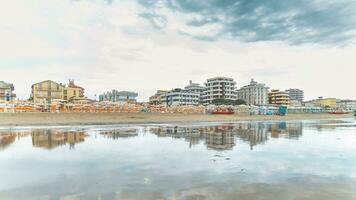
[99, 90, 138, 103]
[337, 99, 356, 111]
[316, 97, 337, 108]
[161, 88, 200, 106]
[31, 80, 65, 105]
[149, 90, 168, 105]
[237, 79, 269, 105]
[268, 89, 290, 106]
[202, 76, 237, 104]
[286, 88, 304, 102]
[63, 80, 85, 102]
[0, 81, 16, 102]
[184, 80, 204, 103]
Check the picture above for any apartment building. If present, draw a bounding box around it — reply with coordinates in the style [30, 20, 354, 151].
[202, 77, 237, 104]
[0, 81, 16, 102]
[286, 88, 304, 102]
[149, 90, 168, 105]
[316, 97, 337, 108]
[184, 80, 204, 103]
[31, 80, 65, 105]
[237, 79, 269, 105]
[63, 80, 85, 102]
[99, 90, 138, 103]
[161, 88, 200, 106]
[268, 89, 290, 106]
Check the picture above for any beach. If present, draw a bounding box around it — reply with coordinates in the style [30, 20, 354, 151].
[0, 112, 353, 126]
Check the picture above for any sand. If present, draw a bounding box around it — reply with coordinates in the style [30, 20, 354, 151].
[0, 112, 353, 126]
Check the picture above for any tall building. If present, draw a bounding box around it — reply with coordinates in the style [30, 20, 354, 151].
[0, 81, 16, 102]
[149, 90, 168, 105]
[237, 79, 269, 105]
[184, 80, 204, 103]
[268, 89, 290, 106]
[31, 80, 65, 105]
[63, 80, 85, 102]
[202, 76, 237, 104]
[161, 88, 200, 106]
[286, 88, 304, 102]
[99, 90, 138, 103]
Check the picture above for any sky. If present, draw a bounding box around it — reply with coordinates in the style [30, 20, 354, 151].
[0, 0, 356, 102]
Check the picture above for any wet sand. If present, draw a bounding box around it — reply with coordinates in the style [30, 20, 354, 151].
[0, 112, 353, 126]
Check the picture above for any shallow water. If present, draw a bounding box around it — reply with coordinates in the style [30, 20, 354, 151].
[0, 119, 356, 200]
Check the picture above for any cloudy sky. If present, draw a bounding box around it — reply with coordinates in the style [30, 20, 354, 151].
[1, 0, 356, 101]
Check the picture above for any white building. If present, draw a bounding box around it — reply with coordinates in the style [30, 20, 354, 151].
[99, 90, 138, 103]
[202, 77, 237, 104]
[237, 79, 269, 105]
[184, 80, 204, 103]
[161, 88, 200, 106]
[286, 88, 304, 102]
[0, 81, 16, 103]
[337, 100, 356, 111]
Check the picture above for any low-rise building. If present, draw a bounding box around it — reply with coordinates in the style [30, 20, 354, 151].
[149, 90, 168, 105]
[268, 89, 290, 106]
[161, 88, 200, 106]
[315, 97, 337, 108]
[237, 79, 269, 106]
[99, 90, 138, 103]
[202, 76, 237, 104]
[337, 99, 356, 111]
[63, 80, 85, 102]
[31, 80, 65, 105]
[0, 81, 16, 102]
[286, 88, 304, 102]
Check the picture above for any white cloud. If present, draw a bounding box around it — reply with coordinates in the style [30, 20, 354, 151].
[0, 0, 355, 101]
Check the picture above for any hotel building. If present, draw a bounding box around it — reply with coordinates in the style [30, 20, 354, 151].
[99, 90, 138, 103]
[268, 89, 290, 106]
[286, 88, 304, 102]
[161, 88, 200, 106]
[202, 77, 237, 104]
[237, 79, 269, 105]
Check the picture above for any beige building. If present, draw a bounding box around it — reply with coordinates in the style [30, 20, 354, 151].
[31, 80, 85, 104]
[63, 80, 85, 102]
[0, 81, 16, 102]
[149, 90, 168, 105]
[316, 97, 337, 108]
[268, 89, 290, 106]
[31, 80, 64, 105]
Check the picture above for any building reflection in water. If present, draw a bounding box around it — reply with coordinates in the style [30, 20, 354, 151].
[32, 129, 88, 149]
[0, 130, 31, 150]
[205, 125, 235, 151]
[267, 122, 303, 139]
[99, 128, 138, 139]
[150, 122, 303, 151]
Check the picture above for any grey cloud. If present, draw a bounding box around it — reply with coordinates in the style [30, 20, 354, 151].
[139, 12, 167, 29]
[136, 0, 356, 45]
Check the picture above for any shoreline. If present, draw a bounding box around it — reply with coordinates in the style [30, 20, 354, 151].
[0, 112, 353, 126]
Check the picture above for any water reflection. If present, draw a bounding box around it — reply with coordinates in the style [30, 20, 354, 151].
[32, 129, 88, 149]
[0, 133, 16, 150]
[0, 131, 30, 150]
[1, 120, 356, 200]
[0, 122, 305, 151]
[99, 128, 138, 139]
[150, 122, 303, 150]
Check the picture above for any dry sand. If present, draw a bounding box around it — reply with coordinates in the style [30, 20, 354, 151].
[0, 112, 353, 126]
